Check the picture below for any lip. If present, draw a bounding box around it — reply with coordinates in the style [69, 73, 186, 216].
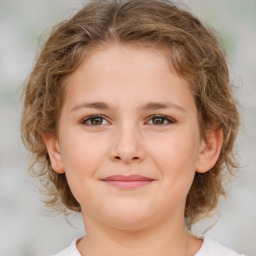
[101, 175, 155, 189]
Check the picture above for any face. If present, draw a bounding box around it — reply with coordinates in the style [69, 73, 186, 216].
[45, 43, 220, 230]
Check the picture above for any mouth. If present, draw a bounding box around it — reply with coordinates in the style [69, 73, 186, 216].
[100, 175, 155, 189]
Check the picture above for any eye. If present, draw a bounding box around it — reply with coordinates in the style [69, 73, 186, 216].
[81, 115, 109, 126]
[147, 115, 175, 125]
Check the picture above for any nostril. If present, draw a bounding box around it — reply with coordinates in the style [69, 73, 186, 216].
[114, 156, 139, 161]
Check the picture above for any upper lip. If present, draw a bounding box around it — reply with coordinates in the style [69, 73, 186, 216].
[101, 175, 155, 181]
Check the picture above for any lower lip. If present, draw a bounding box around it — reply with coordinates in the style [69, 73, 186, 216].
[102, 180, 154, 189]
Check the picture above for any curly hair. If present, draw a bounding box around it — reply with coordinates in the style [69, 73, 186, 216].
[21, 0, 240, 228]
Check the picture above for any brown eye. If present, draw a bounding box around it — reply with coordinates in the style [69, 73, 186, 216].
[81, 115, 108, 126]
[148, 115, 175, 125]
[90, 117, 103, 125]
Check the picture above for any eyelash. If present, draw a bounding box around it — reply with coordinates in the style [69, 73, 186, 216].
[80, 114, 176, 126]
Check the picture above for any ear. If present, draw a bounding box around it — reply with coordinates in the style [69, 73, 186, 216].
[43, 134, 65, 174]
[196, 128, 223, 173]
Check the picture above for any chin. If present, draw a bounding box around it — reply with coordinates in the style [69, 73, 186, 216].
[101, 206, 155, 231]
[107, 218, 152, 231]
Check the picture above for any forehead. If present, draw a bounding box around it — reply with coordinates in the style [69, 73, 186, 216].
[62, 43, 195, 112]
[80, 42, 174, 71]
[65, 42, 184, 89]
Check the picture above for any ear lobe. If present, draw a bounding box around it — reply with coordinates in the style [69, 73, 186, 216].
[196, 128, 223, 173]
[43, 134, 65, 174]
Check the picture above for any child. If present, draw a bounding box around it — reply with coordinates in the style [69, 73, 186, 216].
[21, 0, 245, 255]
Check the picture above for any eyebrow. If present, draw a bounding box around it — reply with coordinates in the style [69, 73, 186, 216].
[71, 101, 185, 112]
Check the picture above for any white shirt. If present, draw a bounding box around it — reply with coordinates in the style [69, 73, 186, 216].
[52, 236, 245, 256]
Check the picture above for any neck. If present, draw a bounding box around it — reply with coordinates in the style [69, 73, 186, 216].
[77, 212, 202, 256]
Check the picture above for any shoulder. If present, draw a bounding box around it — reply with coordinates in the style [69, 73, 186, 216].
[195, 236, 246, 256]
[51, 238, 81, 256]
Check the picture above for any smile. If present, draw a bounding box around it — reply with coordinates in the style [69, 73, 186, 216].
[100, 175, 155, 189]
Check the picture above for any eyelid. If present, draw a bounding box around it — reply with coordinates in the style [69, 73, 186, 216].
[146, 114, 176, 125]
[80, 114, 110, 125]
[80, 114, 176, 126]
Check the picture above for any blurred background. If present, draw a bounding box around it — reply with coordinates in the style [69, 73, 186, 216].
[0, 0, 255, 255]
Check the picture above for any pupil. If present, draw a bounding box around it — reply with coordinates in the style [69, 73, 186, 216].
[153, 117, 163, 124]
[92, 117, 102, 125]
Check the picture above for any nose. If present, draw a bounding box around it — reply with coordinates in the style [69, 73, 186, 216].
[109, 124, 146, 164]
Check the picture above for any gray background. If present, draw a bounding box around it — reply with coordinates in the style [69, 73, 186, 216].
[0, 0, 255, 255]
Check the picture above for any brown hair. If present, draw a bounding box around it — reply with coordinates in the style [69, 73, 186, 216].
[21, 0, 239, 228]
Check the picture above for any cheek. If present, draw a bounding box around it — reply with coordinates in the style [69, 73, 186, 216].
[59, 130, 107, 199]
[61, 128, 105, 170]
[154, 132, 199, 168]
[151, 131, 199, 191]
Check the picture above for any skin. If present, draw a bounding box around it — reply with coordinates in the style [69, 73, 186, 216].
[44, 43, 223, 256]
